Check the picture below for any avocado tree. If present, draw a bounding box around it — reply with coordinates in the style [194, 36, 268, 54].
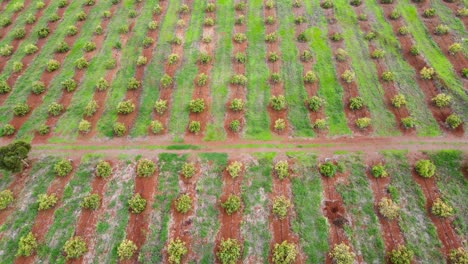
[0, 141, 32, 172]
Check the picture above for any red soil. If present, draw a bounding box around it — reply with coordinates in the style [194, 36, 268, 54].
[0, 164, 32, 226]
[224, 3, 248, 140]
[214, 158, 244, 264]
[16, 160, 77, 264]
[323, 8, 372, 136]
[407, 152, 462, 256]
[379, 2, 464, 136]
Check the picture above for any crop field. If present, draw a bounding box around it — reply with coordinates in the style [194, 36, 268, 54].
[0, 0, 467, 263]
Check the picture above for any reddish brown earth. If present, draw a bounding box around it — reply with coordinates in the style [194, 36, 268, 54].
[323, 8, 372, 136]
[224, 1, 247, 139]
[122, 159, 158, 264]
[186, 4, 216, 139]
[0, 164, 32, 226]
[378, 2, 464, 136]
[16, 160, 77, 264]
[269, 158, 303, 264]
[263, 1, 289, 137]
[0, 0, 32, 42]
[412, 1, 468, 82]
[6, 4, 97, 142]
[215, 158, 244, 264]
[407, 152, 462, 256]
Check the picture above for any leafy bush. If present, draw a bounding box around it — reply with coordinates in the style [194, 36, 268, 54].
[0, 189, 14, 210]
[0, 141, 31, 172]
[198, 52, 211, 64]
[350, 0, 362, 6]
[1, 124, 15, 136]
[136, 56, 147, 66]
[167, 238, 188, 264]
[95, 77, 109, 91]
[117, 100, 135, 115]
[313, 119, 327, 130]
[446, 114, 462, 129]
[13, 61, 23, 73]
[423, 8, 436, 18]
[319, 162, 336, 177]
[265, 16, 275, 25]
[49, 14, 61, 22]
[63, 236, 87, 259]
[179, 4, 190, 13]
[153, 99, 167, 115]
[401, 117, 416, 129]
[415, 159, 436, 178]
[329, 243, 355, 264]
[127, 77, 141, 90]
[306, 96, 324, 112]
[431, 93, 451, 108]
[181, 162, 196, 178]
[274, 119, 286, 132]
[188, 99, 205, 113]
[270, 95, 286, 111]
[58, 0, 68, 8]
[265, 32, 277, 43]
[55, 41, 70, 53]
[204, 17, 215, 26]
[206, 3, 216, 12]
[448, 43, 461, 55]
[175, 194, 192, 214]
[24, 44, 39, 55]
[389, 94, 406, 108]
[217, 238, 241, 264]
[128, 193, 146, 214]
[294, 16, 306, 24]
[31, 81, 45, 94]
[46, 59, 60, 72]
[235, 15, 245, 25]
[96, 160, 112, 178]
[389, 9, 401, 20]
[335, 49, 349, 61]
[272, 196, 290, 220]
[272, 241, 297, 264]
[303, 71, 317, 83]
[201, 36, 212, 43]
[37, 27, 49, 38]
[0, 18, 11, 28]
[78, 120, 91, 134]
[0, 80, 11, 94]
[128, 9, 137, 18]
[188, 121, 201, 134]
[67, 25, 78, 36]
[341, 70, 355, 83]
[292, 0, 303, 8]
[381, 71, 394, 81]
[388, 245, 414, 264]
[160, 74, 173, 88]
[300, 50, 313, 62]
[48, 102, 64, 116]
[234, 52, 246, 64]
[380, 0, 393, 4]
[13, 103, 30, 116]
[330, 32, 343, 42]
[457, 8, 468, 17]
[235, 2, 245, 11]
[397, 26, 409, 36]
[371, 164, 388, 178]
[349, 97, 364, 110]
[274, 160, 289, 180]
[268, 52, 279, 62]
[230, 74, 247, 85]
[371, 49, 385, 59]
[356, 117, 371, 129]
[83, 42, 96, 52]
[61, 79, 77, 92]
[80, 193, 100, 210]
[13, 28, 26, 39]
[54, 159, 72, 177]
[270, 73, 281, 83]
[37, 193, 58, 210]
[118, 25, 129, 34]
[117, 239, 137, 260]
[167, 54, 179, 65]
[233, 33, 247, 43]
[75, 57, 89, 69]
[462, 68, 468, 78]
[226, 161, 242, 178]
[431, 197, 453, 218]
[76, 11, 87, 21]
[378, 197, 400, 219]
[448, 248, 468, 264]
[0, 44, 13, 57]
[137, 159, 155, 177]
[113, 122, 126, 136]
[229, 99, 244, 112]
[16, 232, 37, 257]
[364, 31, 377, 41]
[229, 120, 241, 132]
[37, 124, 50, 135]
[434, 24, 449, 35]
[84, 100, 97, 117]
[222, 195, 241, 215]
[297, 32, 309, 42]
[321, 0, 334, 9]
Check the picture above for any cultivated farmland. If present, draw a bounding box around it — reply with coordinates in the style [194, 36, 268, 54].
[0, 0, 467, 263]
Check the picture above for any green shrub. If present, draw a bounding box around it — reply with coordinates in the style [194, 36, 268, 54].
[80, 193, 100, 210]
[204, 17, 215, 26]
[380, 0, 393, 4]
[31, 81, 45, 94]
[201, 36, 212, 43]
[154, 99, 167, 115]
[83, 42, 96, 52]
[270, 73, 281, 83]
[49, 13, 61, 22]
[341, 70, 355, 83]
[168, 238, 188, 264]
[356, 117, 371, 129]
[63, 236, 87, 259]
[95, 77, 109, 91]
[127, 77, 141, 90]
[61, 79, 77, 92]
[16, 232, 37, 257]
[84, 0, 95, 5]
[303, 71, 317, 83]
[181, 162, 196, 178]
[117, 239, 137, 260]
[415, 159, 435, 178]
[188, 121, 201, 134]
[75, 57, 89, 69]
[431, 93, 451, 108]
[37, 124, 50, 135]
[148, 21, 158, 31]
[84, 100, 98, 117]
[319, 162, 337, 177]
[378, 197, 399, 219]
[300, 50, 313, 62]
[0, 189, 14, 210]
[349, 97, 364, 110]
[206, 3, 216, 12]
[350, 0, 361, 6]
[457, 8, 468, 17]
[270, 95, 286, 111]
[55, 41, 70, 53]
[67, 25, 78, 36]
[313, 119, 327, 130]
[448, 248, 468, 264]
[160, 74, 173, 88]
[175, 194, 192, 214]
[46, 59, 60, 72]
[448, 43, 462, 55]
[229, 120, 241, 132]
[221, 195, 241, 215]
[37, 193, 58, 210]
[230, 74, 247, 85]
[381, 71, 394, 81]
[13, 103, 30, 116]
[272, 196, 290, 220]
[364, 31, 377, 41]
[292, 0, 303, 8]
[226, 161, 242, 178]
[423, 8, 436, 18]
[128, 9, 137, 18]
[13, 61, 23, 73]
[461, 68, 468, 78]
[297, 32, 308, 42]
[371, 49, 385, 59]
[0, 44, 13, 57]
[274, 160, 289, 180]
[389, 9, 401, 20]
[76, 11, 87, 21]
[401, 117, 416, 129]
[235, 15, 245, 25]
[265, 32, 278, 43]
[24, 44, 39, 55]
[397, 26, 409, 36]
[235, 2, 245, 11]
[188, 99, 205, 113]
[78, 120, 91, 134]
[234, 52, 246, 64]
[96, 160, 112, 178]
[136, 56, 147, 66]
[217, 238, 241, 264]
[446, 114, 462, 129]
[117, 100, 135, 115]
[54, 158, 72, 177]
[274, 119, 286, 132]
[434, 24, 449, 35]
[198, 52, 211, 64]
[388, 245, 413, 264]
[371, 164, 388, 178]
[128, 193, 146, 214]
[48, 102, 64, 116]
[37, 27, 49, 38]
[13, 28, 26, 39]
[321, 0, 333, 9]
[431, 197, 453, 217]
[0, 80, 11, 94]
[272, 241, 297, 264]
[229, 99, 244, 112]
[306, 96, 324, 112]
[329, 243, 355, 264]
[330, 32, 343, 42]
[1, 124, 15, 136]
[0, 18, 11, 28]
[179, 4, 190, 13]
[391, 94, 406, 108]
[137, 159, 155, 177]
[58, 0, 68, 8]
[294, 15, 306, 24]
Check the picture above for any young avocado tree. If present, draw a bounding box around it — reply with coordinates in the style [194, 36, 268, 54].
[0, 141, 32, 172]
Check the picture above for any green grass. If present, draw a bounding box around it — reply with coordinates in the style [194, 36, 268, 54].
[0, 157, 58, 263]
[277, 1, 313, 137]
[241, 152, 273, 262]
[191, 153, 226, 262]
[244, 0, 271, 140]
[203, 0, 234, 141]
[334, 0, 398, 136]
[304, 1, 351, 136]
[130, 0, 179, 137]
[168, 0, 205, 139]
[382, 150, 444, 263]
[335, 154, 385, 262]
[138, 153, 184, 263]
[427, 150, 467, 237]
[0, 170, 12, 190]
[288, 152, 328, 263]
[363, 0, 441, 136]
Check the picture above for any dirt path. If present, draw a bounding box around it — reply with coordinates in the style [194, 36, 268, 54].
[378, 2, 464, 136]
[224, 0, 247, 139]
[0, 0, 32, 42]
[407, 152, 462, 257]
[323, 7, 371, 136]
[0, 164, 32, 226]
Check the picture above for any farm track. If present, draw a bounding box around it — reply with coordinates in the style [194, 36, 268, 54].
[408, 153, 462, 256]
[264, 1, 288, 136]
[0, 0, 57, 106]
[378, 2, 464, 136]
[322, 7, 371, 136]
[215, 158, 243, 264]
[352, 4, 411, 136]
[224, 0, 247, 139]
[6, 3, 98, 141]
[412, 1, 468, 82]
[0, 0, 32, 42]
[269, 157, 302, 263]
[0, 165, 31, 226]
